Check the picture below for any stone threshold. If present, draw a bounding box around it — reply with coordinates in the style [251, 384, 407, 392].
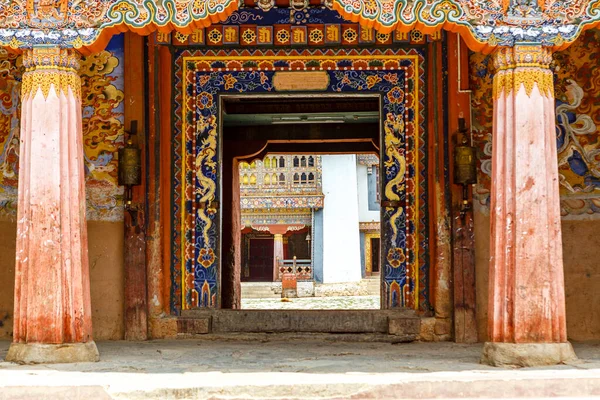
[175, 332, 417, 343]
[178, 309, 420, 337]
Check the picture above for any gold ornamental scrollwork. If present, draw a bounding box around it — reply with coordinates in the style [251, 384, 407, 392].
[26, 0, 68, 28]
[21, 48, 81, 100]
[492, 45, 554, 100]
[493, 69, 553, 99]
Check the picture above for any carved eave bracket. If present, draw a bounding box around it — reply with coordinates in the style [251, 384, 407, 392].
[332, 0, 583, 53]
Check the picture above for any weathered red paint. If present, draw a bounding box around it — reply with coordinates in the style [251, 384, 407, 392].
[488, 54, 567, 343]
[146, 36, 174, 335]
[124, 33, 148, 341]
[447, 33, 477, 343]
[13, 56, 93, 345]
[124, 208, 148, 340]
[221, 153, 245, 309]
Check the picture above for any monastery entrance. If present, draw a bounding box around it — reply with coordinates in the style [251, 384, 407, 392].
[174, 46, 431, 334]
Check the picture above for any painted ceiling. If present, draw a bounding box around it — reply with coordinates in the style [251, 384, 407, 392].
[0, 0, 600, 53]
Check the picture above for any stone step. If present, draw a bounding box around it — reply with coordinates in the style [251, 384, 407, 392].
[241, 288, 278, 294]
[241, 290, 280, 299]
[241, 283, 280, 299]
[364, 279, 381, 296]
[242, 294, 280, 299]
[242, 282, 316, 298]
[179, 309, 420, 338]
[242, 291, 279, 296]
[174, 332, 418, 345]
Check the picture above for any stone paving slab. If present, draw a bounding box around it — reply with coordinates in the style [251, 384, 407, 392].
[241, 295, 380, 309]
[0, 340, 599, 399]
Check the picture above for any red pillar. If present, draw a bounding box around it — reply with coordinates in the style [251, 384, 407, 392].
[7, 48, 98, 363]
[482, 45, 575, 367]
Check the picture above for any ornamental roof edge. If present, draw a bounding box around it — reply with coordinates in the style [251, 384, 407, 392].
[0, 0, 595, 53]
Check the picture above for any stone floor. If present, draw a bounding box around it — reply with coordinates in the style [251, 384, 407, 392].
[1, 340, 600, 399]
[241, 295, 380, 309]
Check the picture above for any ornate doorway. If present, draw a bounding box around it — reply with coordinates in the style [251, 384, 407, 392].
[171, 48, 430, 313]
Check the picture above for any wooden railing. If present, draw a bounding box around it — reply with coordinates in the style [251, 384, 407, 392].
[277, 257, 312, 281]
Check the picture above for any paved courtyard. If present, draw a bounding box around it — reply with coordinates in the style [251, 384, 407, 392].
[1, 340, 600, 399]
[242, 295, 380, 309]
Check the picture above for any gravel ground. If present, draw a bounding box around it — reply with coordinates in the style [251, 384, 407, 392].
[241, 295, 380, 309]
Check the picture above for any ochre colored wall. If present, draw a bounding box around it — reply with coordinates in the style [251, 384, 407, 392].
[0, 221, 125, 340]
[473, 207, 489, 343]
[88, 222, 125, 340]
[562, 220, 600, 341]
[474, 207, 600, 342]
[0, 220, 15, 339]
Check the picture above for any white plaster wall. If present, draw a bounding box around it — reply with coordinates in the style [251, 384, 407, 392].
[321, 155, 362, 283]
[357, 164, 380, 223]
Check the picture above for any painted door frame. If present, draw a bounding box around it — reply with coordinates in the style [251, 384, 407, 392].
[171, 48, 430, 314]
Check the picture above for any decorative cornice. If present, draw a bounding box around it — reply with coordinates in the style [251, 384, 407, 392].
[333, 0, 583, 51]
[492, 44, 554, 99]
[241, 195, 324, 210]
[241, 213, 312, 227]
[0, 1, 597, 52]
[22, 47, 80, 69]
[493, 44, 553, 70]
[359, 221, 380, 232]
[21, 47, 81, 99]
[357, 154, 380, 166]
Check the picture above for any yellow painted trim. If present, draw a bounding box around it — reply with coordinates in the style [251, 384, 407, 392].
[185, 55, 419, 61]
[181, 60, 188, 310]
[364, 232, 381, 275]
[413, 61, 420, 311]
